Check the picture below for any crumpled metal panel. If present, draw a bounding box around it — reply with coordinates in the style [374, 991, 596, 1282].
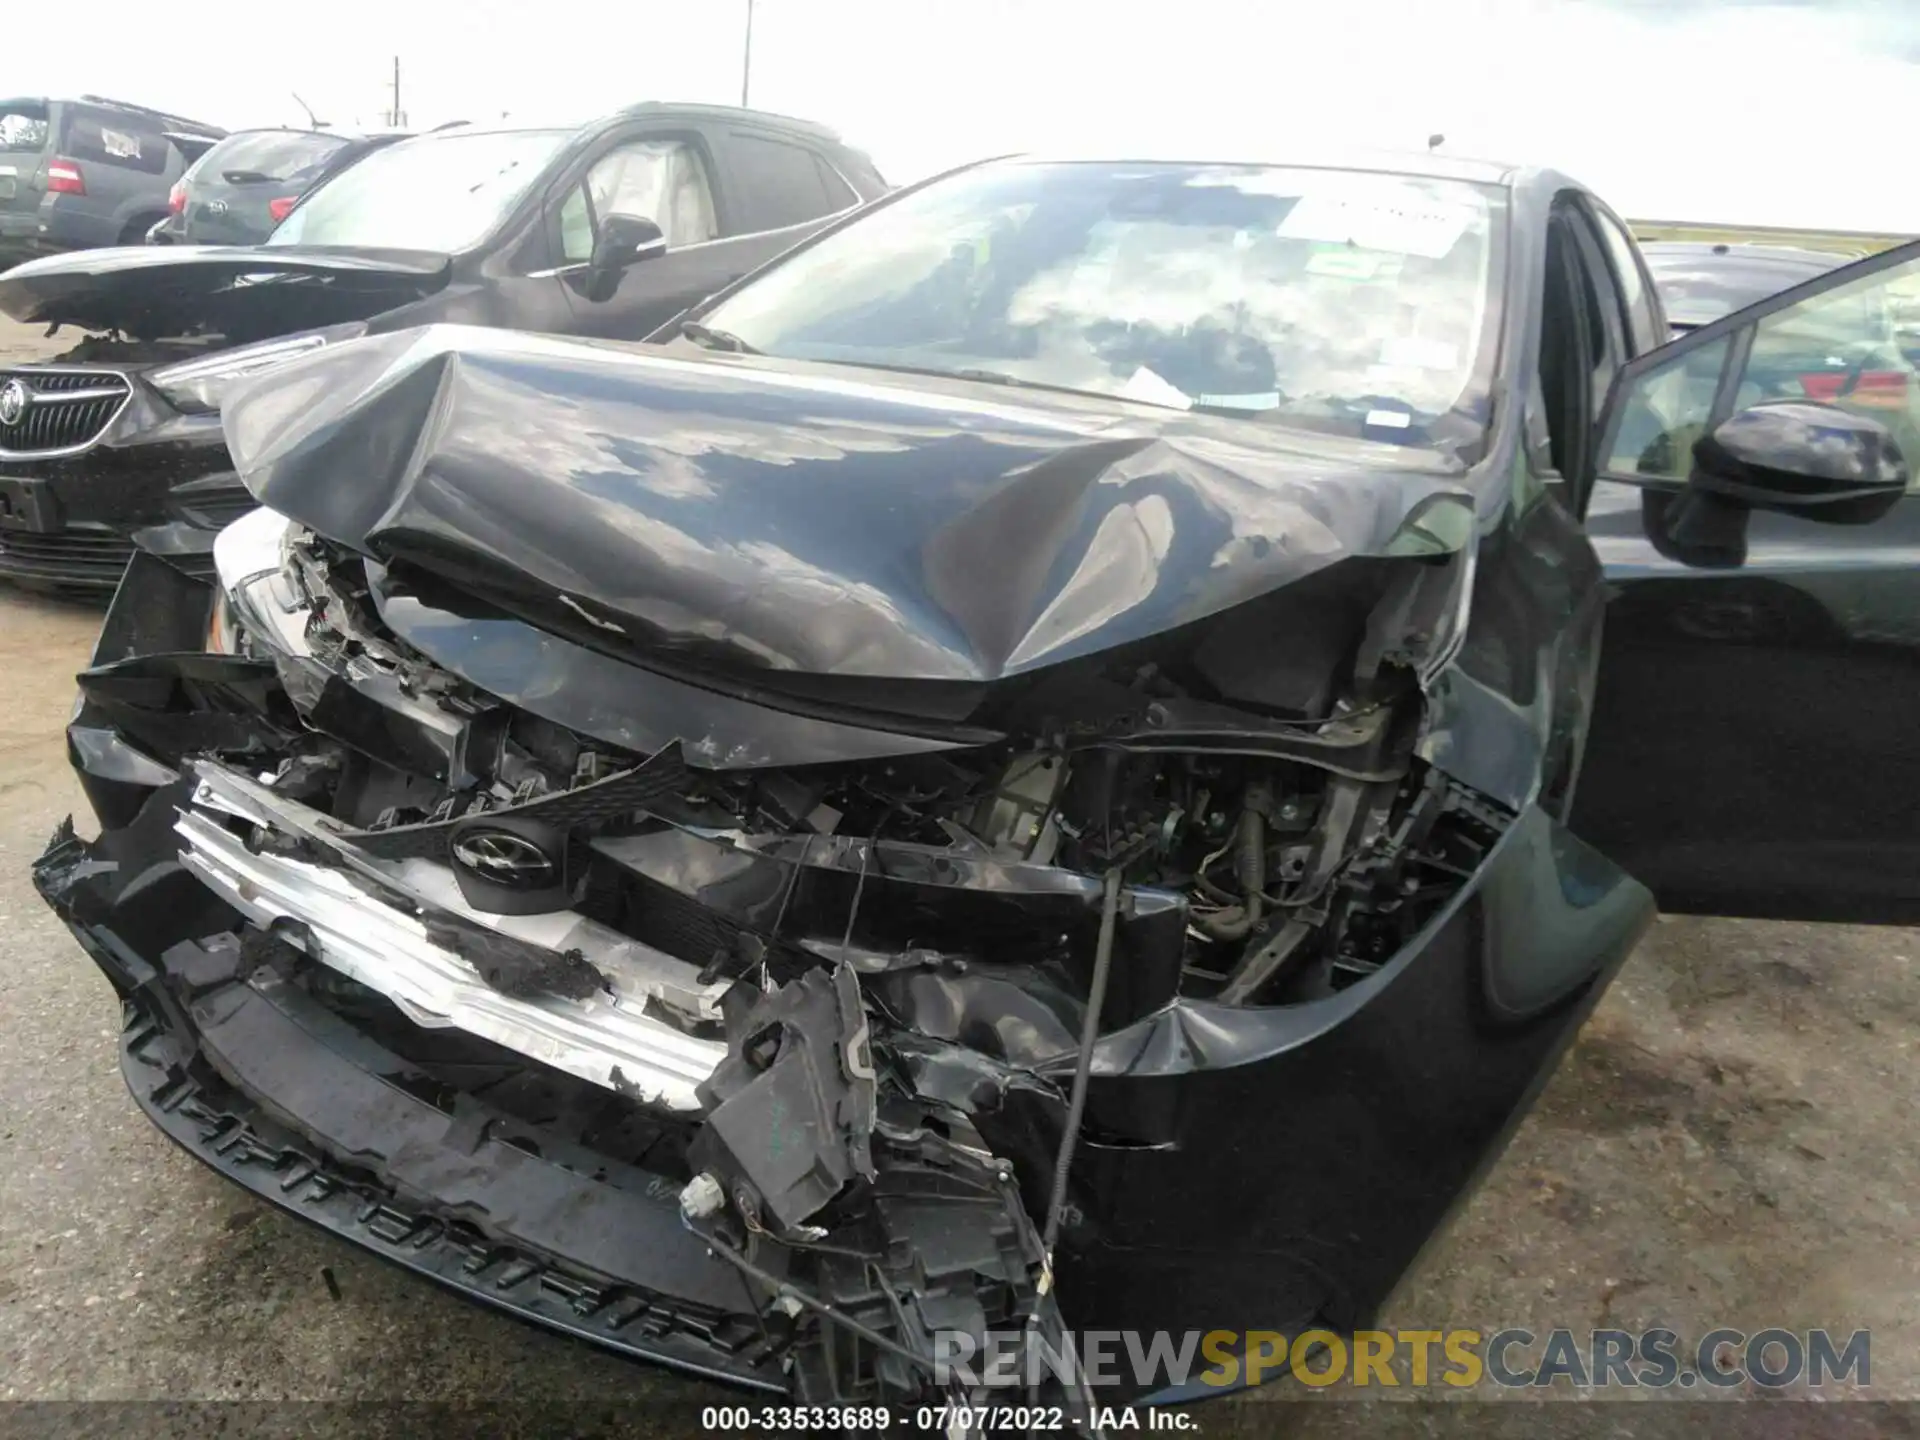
[221, 324, 1473, 685]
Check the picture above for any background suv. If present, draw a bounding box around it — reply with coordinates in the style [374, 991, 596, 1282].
[0, 95, 223, 263]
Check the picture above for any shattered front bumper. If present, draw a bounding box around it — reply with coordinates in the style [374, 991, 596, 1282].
[46, 814, 780, 1388]
[39, 550, 1659, 1404]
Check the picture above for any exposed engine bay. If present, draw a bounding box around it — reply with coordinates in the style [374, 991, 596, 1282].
[224, 516, 1500, 1021]
[37, 504, 1507, 1418]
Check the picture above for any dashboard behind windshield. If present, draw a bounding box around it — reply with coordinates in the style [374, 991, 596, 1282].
[703, 159, 1508, 449]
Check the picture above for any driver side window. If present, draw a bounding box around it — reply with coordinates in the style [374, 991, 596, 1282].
[559, 138, 718, 263]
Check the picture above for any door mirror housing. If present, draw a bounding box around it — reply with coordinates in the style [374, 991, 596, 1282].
[590, 213, 666, 275]
[1689, 401, 1908, 525]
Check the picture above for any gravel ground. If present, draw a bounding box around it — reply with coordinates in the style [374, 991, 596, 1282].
[0, 319, 1912, 1437]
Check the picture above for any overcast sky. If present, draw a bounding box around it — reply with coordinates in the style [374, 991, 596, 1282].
[13, 0, 1918, 231]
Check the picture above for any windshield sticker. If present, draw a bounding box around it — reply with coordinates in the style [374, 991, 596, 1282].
[99, 128, 142, 161]
[1365, 409, 1414, 429]
[1196, 391, 1283, 410]
[1119, 366, 1194, 411]
[1305, 248, 1400, 280]
[1277, 193, 1474, 259]
[1380, 337, 1462, 371]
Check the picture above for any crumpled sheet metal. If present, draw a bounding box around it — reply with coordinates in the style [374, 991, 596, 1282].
[223, 324, 1474, 686]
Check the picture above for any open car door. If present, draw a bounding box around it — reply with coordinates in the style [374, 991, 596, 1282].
[1575, 238, 1920, 924]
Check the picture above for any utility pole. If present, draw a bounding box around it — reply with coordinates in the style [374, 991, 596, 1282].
[741, 0, 754, 107]
[388, 57, 406, 128]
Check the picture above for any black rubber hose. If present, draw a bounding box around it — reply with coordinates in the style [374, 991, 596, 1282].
[1039, 866, 1123, 1265]
[692, 1218, 939, 1375]
[1193, 802, 1266, 941]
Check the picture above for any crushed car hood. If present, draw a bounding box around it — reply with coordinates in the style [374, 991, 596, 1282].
[0, 245, 452, 340]
[224, 324, 1475, 685]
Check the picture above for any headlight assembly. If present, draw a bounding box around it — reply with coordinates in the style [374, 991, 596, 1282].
[206, 586, 243, 655]
[208, 506, 309, 656]
[149, 322, 367, 415]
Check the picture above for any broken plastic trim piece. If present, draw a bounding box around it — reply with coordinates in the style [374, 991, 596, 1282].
[689, 966, 879, 1235]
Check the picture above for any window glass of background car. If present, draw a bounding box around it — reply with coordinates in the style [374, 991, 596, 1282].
[201, 131, 346, 185]
[0, 103, 49, 152]
[63, 110, 165, 174]
[561, 139, 717, 262]
[1606, 253, 1920, 485]
[1591, 208, 1663, 353]
[1642, 249, 1837, 331]
[813, 154, 857, 211]
[700, 160, 1506, 449]
[268, 130, 567, 251]
[1742, 257, 1920, 486]
[727, 132, 845, 229]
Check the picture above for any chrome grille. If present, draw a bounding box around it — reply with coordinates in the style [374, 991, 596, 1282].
[0, 368, 132, 459]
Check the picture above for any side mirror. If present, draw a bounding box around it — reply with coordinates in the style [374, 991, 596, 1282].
[589, 213, 666, 275]
[1689, 401, 1909, 525]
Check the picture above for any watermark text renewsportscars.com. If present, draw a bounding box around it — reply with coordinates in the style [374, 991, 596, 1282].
[932, 1326, 1872, 1390]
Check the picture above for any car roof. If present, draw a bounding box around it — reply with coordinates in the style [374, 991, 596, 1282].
[998, 145, 1517, 185]
[603, 100, 848, 142]
[391, 123, 574, 140]
[378, 104, 853, 151]
[207, 128, 354, 143]
[0, 94, 224, 136]
[1639, 241, 1843, 274]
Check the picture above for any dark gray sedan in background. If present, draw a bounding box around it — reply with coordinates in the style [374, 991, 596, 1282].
[1640, 240, 1847, 335]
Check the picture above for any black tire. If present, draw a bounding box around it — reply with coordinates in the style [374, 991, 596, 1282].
[119, 214, 164, 245]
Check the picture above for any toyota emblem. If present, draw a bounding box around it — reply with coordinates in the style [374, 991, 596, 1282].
[450, 828, 557, 888]
[0, 379, 29, 428]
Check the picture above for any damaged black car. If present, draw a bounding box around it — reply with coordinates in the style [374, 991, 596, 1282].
[36, 151, 1920, 1422]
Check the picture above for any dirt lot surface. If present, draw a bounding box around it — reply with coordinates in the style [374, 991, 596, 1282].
[0, 318, 1911, 1437]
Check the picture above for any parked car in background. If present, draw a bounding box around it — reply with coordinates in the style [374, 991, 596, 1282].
[1640, 240, 1846, 334]
[146, 128, 413, 247]
[1629, 240, 1920, 467]
[0, 95, 223, 263]
[0, 102, 886, 591]
[38, 148, 1920, 1416]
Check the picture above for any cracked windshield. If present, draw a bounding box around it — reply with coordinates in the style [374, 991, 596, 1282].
[703, 159, 1504, 451]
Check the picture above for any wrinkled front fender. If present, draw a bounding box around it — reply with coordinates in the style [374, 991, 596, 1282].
[1003, 803, 1652, 1394]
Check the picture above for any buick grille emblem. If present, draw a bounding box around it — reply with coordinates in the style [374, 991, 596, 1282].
[451, 829, 557, 888]
[0, 379, 29, 428]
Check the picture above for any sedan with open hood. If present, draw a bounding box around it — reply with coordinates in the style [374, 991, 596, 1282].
[0, 103, 885, 591]
[36, 151, 1920, 1423]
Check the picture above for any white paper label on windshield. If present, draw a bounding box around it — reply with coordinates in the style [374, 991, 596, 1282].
[1365, 408, 1414, 429]
[1119, 366, 1193, 411]
[1305, 248, 1401, 280]
[1278, 193, 1474, 259]
[1196, 391, 1283, 411]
